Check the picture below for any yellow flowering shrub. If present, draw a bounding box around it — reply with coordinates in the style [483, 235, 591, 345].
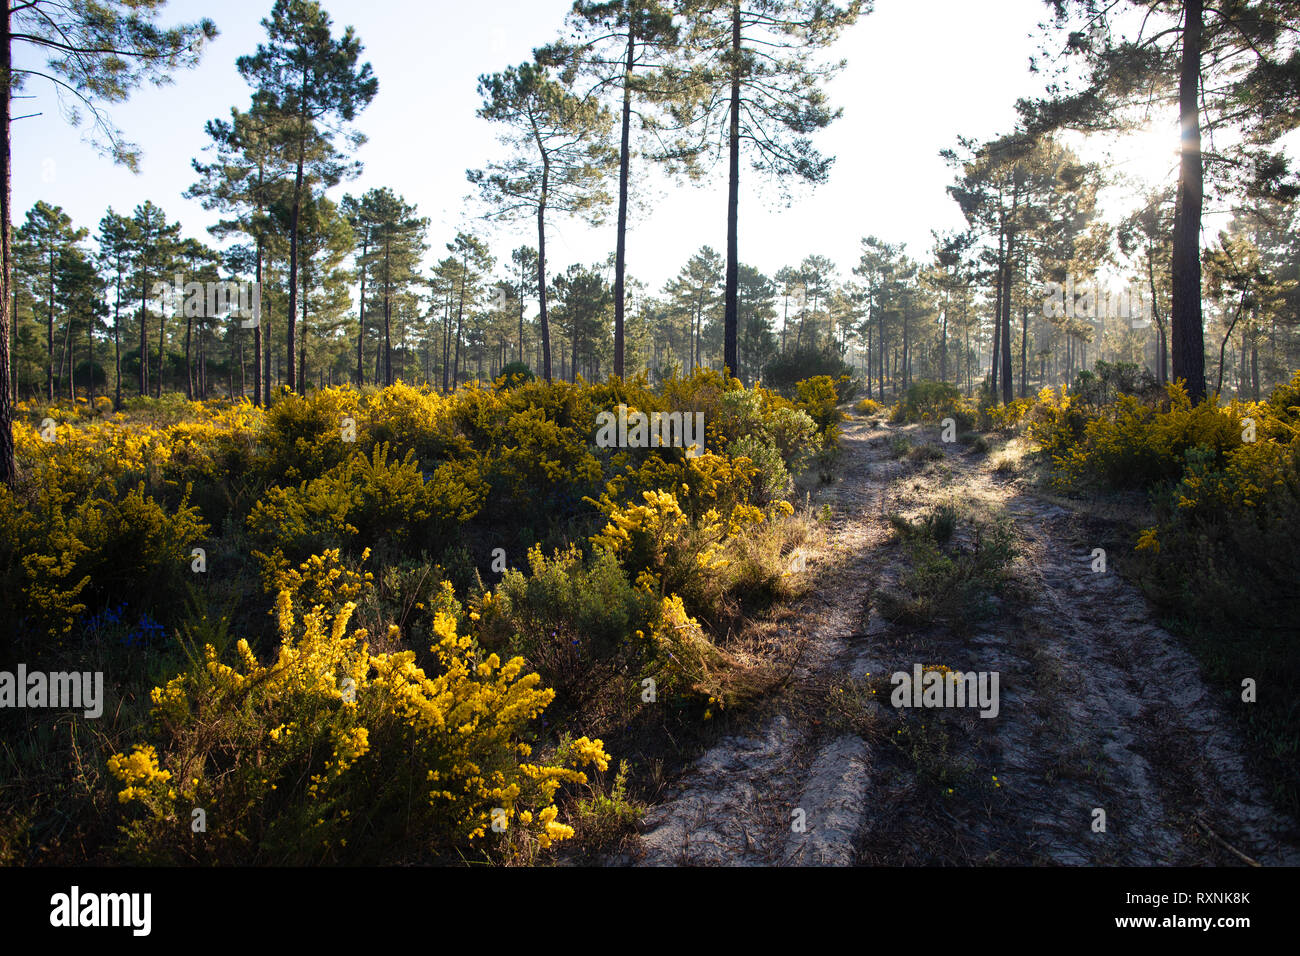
[361, 381, 462, 462]
[248, 442, 485, 564]
[589, 485, 788, 631]
[795, 375, 843, 434]
[260, 387, 361, 484]
[982, 397, 1033, 433]
[643, 593, 730, 704]
[0, 473, 207, 640]
[486, 405, 604, 506]
[1024, 385, 1086, 462]
[1050, 382, 1252, 489]
[107, 552, 609, 864]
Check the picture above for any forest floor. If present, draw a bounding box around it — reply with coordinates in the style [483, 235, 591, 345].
[614, 414, 1300, 866]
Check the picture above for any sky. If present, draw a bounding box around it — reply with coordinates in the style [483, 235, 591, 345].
[11, 0, 1184, 297]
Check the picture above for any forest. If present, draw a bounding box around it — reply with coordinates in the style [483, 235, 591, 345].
[0, 0, 1298, 877]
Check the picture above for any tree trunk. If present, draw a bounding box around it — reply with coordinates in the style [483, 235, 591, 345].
[286, 135, 305, 394]
[613, 28, 635, 379]
[1251, 338, 1259, 400]
[58, 312, 71, 400]
[0, 5, 14, 485]
[1171, 0, 1206, 402]
[1147, 251, 1167, 385]
[139, 277, 149, 397]
[155, 291, 166, 399]
[46, 252, 55, 400]
[300, 277, 309, 391]
[113, 261, 122, 410]
[518, 261, 526, 364]
[1000, 236, 1015, 405]
[722, 0, 742, 376]
[940, 291, 948, 384]
[991, 270, 1002, 395]
[252, 208, 263, 407]
[442, 296, 452, 393]
[262, 279, 272, 406]
[452, 247, 466, 391]
[537, 163, 553, 384]
[355, 235, 367, 386]
[877, 307, 886, 400]
[1020, 304, 1029, 398]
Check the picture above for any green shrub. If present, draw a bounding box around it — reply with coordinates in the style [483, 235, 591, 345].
[478, 545, 656, 720]
[895, 380, 976, 431]
[763, 347, 854, 395]
[728, 434, 792, 504]
[497, 361, 535, 389]
[877, 516, 1016, 633]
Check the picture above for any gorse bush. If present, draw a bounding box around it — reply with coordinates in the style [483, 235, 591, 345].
[260, 387, 360, 485]
[108, 550, 609, 864]
[1049, 381, 1254, 490]
[795, 375, 843, 434]
[0, 474, 207, 641]
[247, 441, 486, 569]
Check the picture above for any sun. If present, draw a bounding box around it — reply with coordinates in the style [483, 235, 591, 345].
[1098, 121, 1183, 191]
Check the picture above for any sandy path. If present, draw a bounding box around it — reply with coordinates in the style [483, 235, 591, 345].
[625, 415, 1300, 866]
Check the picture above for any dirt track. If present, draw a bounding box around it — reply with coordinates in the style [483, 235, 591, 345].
[623, 415, 1300, 866]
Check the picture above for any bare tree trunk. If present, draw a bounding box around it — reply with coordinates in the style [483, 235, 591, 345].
[613, 27, 635, 379]
[1000, 233, 1015, 406]
[185, 310, 194, 400]
[0, 5, 15, 485]
[1020, 305, 1029, 399]
[286, 142, 304, 393]
[46, 253, 55, 400]
[113, 262, 123, 409]
[355, 235, 367, 387]
[58, 314, 72, 400]
[722, 0, 741, 376]
[537, 164, 553, 384]
[1171, 0, 1206, 401]
[155, 296, 166, 399]
[254, 241, 264, 406]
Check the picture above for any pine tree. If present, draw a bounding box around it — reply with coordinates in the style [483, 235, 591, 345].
[667, 0, 865, 375]
[237, 0, 376, 394]
[469, 57, 616, 383]
[348, 190, 426, 387]
[542, 0, 680, 378]
[1027, 0, 1300, 402]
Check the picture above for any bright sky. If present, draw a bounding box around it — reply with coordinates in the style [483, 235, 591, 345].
[11, 0, 1184, 295]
